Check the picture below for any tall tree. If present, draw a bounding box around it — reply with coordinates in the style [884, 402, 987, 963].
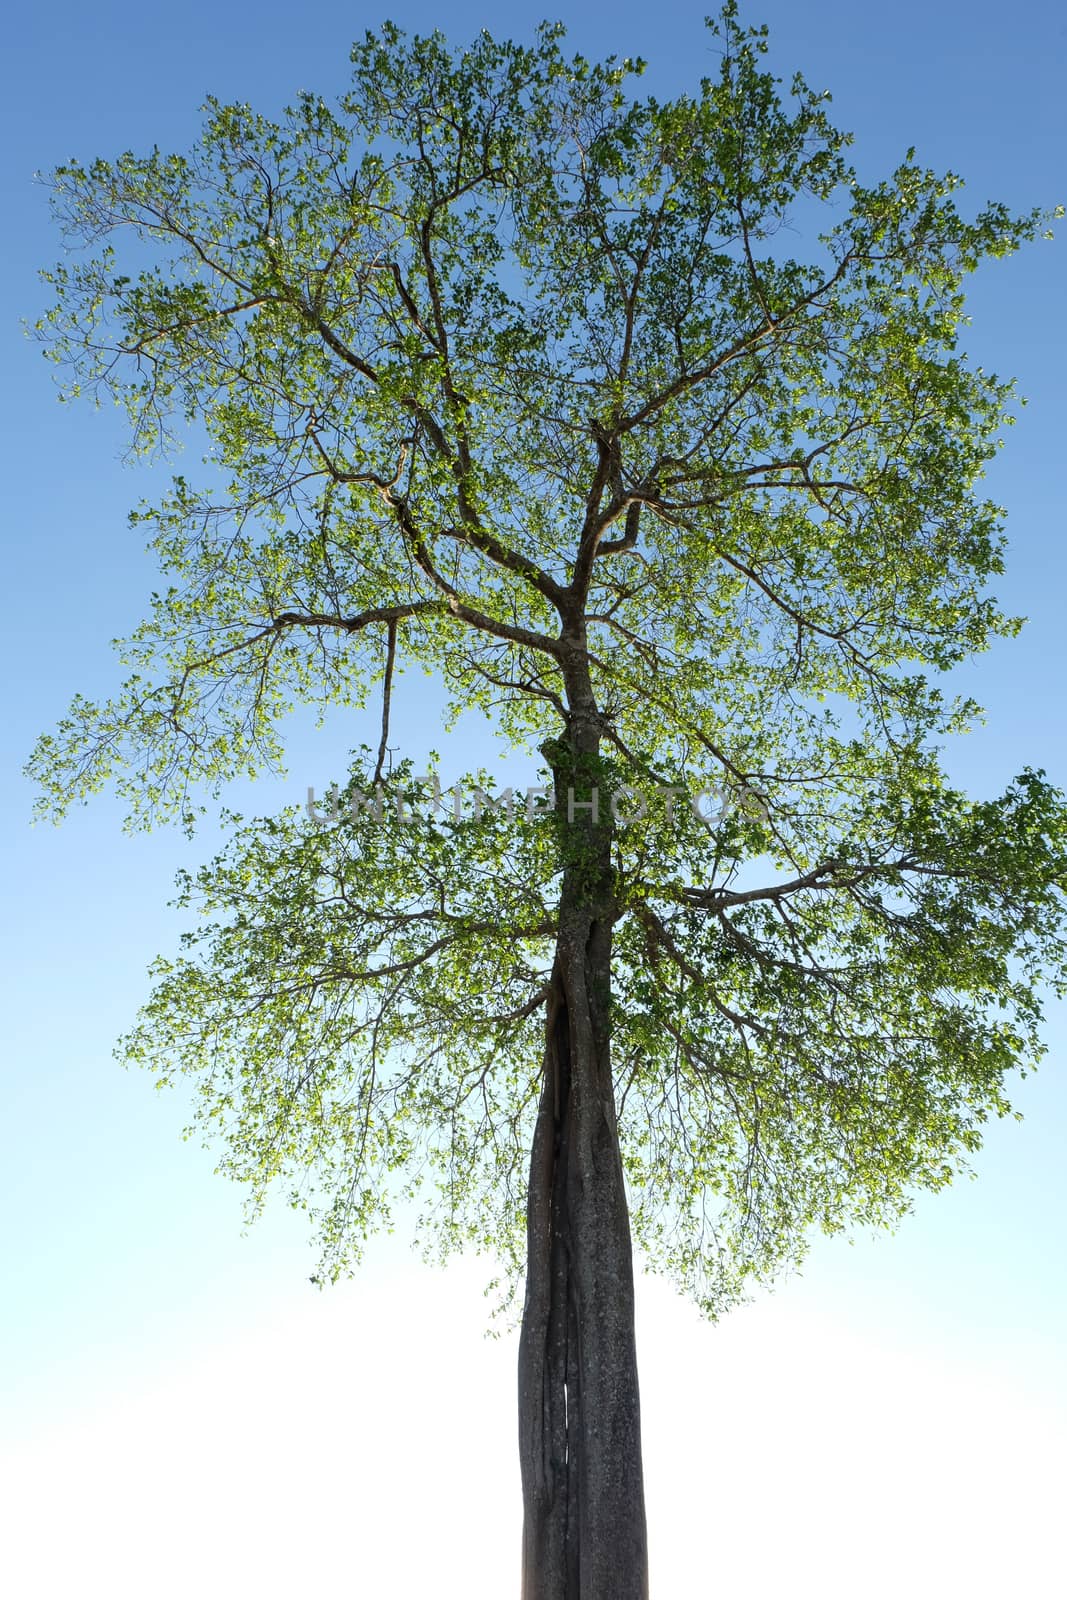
[28, 8, 1067, 1596]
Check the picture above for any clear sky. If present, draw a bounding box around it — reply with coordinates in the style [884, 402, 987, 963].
[1, 2, 1065, 1596]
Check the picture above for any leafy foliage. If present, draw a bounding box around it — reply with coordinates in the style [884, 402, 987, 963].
[29, 6, 1067, 1313]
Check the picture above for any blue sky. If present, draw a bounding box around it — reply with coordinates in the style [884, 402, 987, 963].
[2, 2, 1065, 1595]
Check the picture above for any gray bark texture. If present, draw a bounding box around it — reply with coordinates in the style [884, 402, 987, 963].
[517, 680, 649, 1600]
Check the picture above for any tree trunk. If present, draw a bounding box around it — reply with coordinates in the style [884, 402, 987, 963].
[517, 711, 649, 1599]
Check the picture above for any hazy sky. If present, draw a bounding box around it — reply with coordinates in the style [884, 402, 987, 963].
[2, 2, 1065, 1595]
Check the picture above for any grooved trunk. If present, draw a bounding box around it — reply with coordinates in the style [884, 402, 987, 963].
[517, 721, 649, 1599]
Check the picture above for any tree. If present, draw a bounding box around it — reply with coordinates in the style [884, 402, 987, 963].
[27, 8, 1067, 1596]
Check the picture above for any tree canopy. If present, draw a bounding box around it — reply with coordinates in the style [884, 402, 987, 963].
[29, 4, 1067, 1323]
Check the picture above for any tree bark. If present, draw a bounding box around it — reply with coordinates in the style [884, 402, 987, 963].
[517, 703, 649, 1599]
